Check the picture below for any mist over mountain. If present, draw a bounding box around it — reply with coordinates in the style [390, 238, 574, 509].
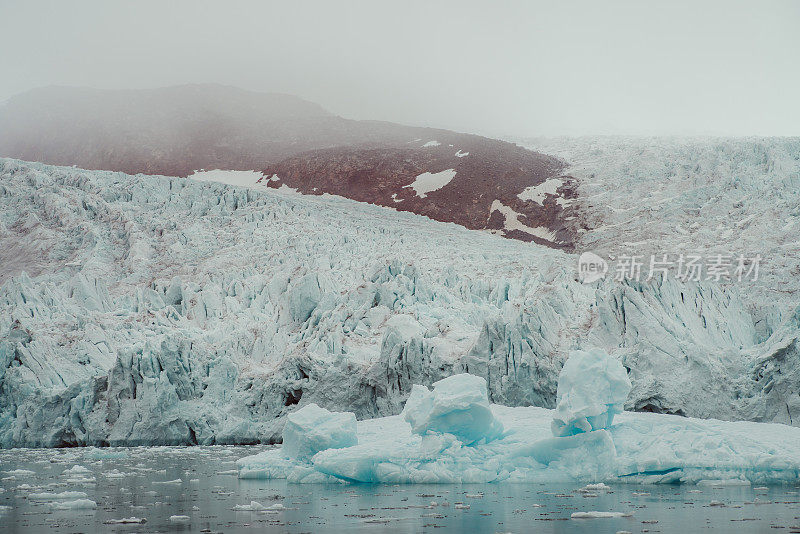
[0, 84, 579, 247]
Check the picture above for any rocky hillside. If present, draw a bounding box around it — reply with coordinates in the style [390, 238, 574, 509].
[0, 85, 578, 248]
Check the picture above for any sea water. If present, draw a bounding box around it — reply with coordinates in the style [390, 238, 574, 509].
[1, 446, 799, 533]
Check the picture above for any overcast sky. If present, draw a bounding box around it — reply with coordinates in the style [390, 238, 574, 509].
[2, 0, 799, 137]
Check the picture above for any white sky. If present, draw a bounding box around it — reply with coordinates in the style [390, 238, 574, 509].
[1, 0, 799, 136]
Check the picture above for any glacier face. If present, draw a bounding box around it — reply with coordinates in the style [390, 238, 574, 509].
[0, 154, 798, 447]
[516, 136, 800, 329]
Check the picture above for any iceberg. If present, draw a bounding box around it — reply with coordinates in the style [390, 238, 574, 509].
[550, 348, 631, 437]
[402, 374, 503, 445]
[282, 403, 358, 460]
[237, 371, 800, 485]
[50, 499, 97, 510]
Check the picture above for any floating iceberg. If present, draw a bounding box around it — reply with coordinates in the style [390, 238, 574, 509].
[50, 499, 97, 510]
[402, 374, 503, 445]
[29, 491, 89, 501]
[238, 370, 800, 485]
[282, 403, 358, 460]
[550, 348, 631, 437]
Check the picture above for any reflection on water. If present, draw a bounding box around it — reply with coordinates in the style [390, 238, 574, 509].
[1, 446, 799, 533]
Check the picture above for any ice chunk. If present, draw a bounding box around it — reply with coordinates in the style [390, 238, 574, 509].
[51, 499, 97, 510]
[402, 374, 503, 445]
[551, 348, 631, 437]
[233, 501, 265, 511]
[4, 469, 35, 476]
[571, 511, 633, 518]
[29, 491, 89, 500]
[103, 517, 146, 524]
[62, 465, 91, 475]
[282, 403, 358, 461]
[152, 478, 182, 485]
[697, 478, 751, 486]
[579, 482, 611, 493]
[169, 515, 190, 523]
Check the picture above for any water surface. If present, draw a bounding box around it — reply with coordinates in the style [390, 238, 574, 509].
[1, 446, 799, 533]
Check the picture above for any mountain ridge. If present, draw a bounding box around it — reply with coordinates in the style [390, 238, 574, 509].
[0, 84, 579, 248]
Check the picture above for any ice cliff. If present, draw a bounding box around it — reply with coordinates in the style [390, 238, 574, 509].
[0, 154, 798, 447]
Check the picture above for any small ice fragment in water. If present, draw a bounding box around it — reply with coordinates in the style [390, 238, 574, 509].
[29, 491, 88, 500]
[697, 479, 750, 486]
[571, 511, 633, 519]
[579, 483, 611, 493]
[51, 499, 97, 510]
[233, 501, 266, 511]
[104, 517, 146, 524]
[62, 465, 91, 475]
[4, 469, 35, 476]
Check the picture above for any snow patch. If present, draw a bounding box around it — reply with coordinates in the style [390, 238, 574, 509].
[422, 140, 441, 147]
[490, 200, 557, 242]
[403, 169, 456, 198]
[275, 183, 299, 194]
[517, 178, 562, 205]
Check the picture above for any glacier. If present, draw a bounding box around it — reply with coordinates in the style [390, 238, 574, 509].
[236, 368, 800, 485]
[517, 136, 800, 325]
[0, 147, 799, 448]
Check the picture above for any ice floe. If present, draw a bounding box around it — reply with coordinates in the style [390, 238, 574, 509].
[238, 367, 800, 485]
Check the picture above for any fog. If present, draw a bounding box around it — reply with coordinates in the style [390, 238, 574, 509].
[2, 0, 799, 136]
